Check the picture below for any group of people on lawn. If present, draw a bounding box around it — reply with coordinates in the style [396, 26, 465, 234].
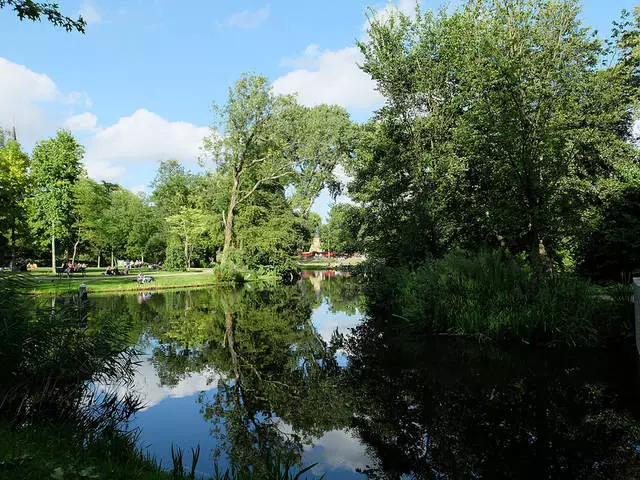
[64, 262, 86, 274]
[103, 261, 154, 284]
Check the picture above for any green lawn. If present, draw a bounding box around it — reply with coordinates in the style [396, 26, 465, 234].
[25, 267, 205, 277]
[23, 271, 220, 295]
[19, 269, 281, 295]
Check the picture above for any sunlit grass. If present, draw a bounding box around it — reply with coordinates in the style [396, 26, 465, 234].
[23, 272, 220, 294]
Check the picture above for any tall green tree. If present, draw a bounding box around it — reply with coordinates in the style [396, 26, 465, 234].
[204, 74, 295, 255]
[286, 104, 354, 214]
[321, 203, 364, 254]
[166, 207, 210, 270]
[30, 130, 84, 273]
[0, 139, 29, 269]
[72, 178, 113, 266]
[204, 74, 355, 259]
[150, 159, 194, 217]
[354, 0, 640, 268]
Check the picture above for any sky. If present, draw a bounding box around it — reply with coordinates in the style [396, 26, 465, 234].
[0, 0, 637, 219]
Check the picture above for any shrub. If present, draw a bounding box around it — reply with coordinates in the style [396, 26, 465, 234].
[366, 250, 632, 347]
[213, 248, 247, 283]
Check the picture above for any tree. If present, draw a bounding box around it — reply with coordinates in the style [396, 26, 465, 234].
[354, 0, 640, 269]
[30, 130, 84, 273]
[0, 0, 86, 32]
[150, 160, 193, 217]
[166, 207, 210, 270]
[204, 74, 296, 255]
[321, 203, 364, 254]
[0, 139, 29, 269]
[72, 178, 112, 266]
[203, 74, 355, 261]
[286, 104, 355, 214]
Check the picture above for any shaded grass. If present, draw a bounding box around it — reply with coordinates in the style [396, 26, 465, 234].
[0, 423, 167, 480]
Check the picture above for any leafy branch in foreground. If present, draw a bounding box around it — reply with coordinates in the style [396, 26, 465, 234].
[0, 0, 86, 32]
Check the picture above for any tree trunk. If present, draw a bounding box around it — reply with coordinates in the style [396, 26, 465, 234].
[185, 240, 190, 271]
[224, 311, 239, 376]
[71, 238, 79, 266]
[223, 174, 239, 254]
[141, 253, 144, 264]
[10, 226, 16, 272]
[111, 248, 114, 267]
[97, 253, 101, 269]
[51, 229, 56, 274]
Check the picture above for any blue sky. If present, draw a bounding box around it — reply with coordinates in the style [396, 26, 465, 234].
[0, 0, 637, 219]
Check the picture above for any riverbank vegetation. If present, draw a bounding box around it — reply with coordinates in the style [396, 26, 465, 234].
[317, 0, 640, 346]
[364, 250, 633, 346]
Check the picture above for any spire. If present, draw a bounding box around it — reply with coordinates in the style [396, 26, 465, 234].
[11, 118, 16, 142]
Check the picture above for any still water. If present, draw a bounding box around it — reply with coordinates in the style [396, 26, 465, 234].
[86, 271, 640, 479]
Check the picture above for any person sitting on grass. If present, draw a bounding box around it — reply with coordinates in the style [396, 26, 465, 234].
[137, 272, 154, 284]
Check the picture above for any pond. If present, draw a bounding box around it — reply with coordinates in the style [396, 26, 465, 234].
[45, 271, 640, 478]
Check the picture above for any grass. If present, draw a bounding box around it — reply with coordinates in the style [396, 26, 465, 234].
[297, 256, 364, 270]
[16, 270, 280, 295]
[24, 272, 220, 295]
[0, 423, 168, 480]
[25, 267, 206, 277]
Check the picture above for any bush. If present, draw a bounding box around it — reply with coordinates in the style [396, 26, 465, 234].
[366, 250, 632, 347]
[213, 248, 247, 283]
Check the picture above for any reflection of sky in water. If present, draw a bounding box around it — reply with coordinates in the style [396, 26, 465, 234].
[311, 300, 363, 368]
[128, 290, 369, 478]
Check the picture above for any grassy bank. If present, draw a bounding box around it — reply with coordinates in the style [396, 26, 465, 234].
[23, 272, 220, 295]
[17, 270, 280, 295]
[365, 250, 634, 347]
[0, 423, 168, 480]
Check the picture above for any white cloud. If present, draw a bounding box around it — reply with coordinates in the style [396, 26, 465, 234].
[84, 109, 208, 181]
[0, 57, 92, 148]
[130, 184, 149, 195]
[104, 355, 218, 411]
[79, 1, 102, 24]
[63, 112, 98, 132]
[273, 1, 420, 112]
[63, 91, 93, 108]
[85, 160, 126, 181]
[364, 0, 418, 34]
[221, 4, 270, 28]
[304, 430, 373, 475]
[272, 46, 383, 110]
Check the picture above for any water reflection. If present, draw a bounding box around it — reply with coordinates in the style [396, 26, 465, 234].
[83, 273, 640, 479]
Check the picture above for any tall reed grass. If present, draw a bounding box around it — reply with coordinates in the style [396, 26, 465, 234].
[365, 250, 633, 347]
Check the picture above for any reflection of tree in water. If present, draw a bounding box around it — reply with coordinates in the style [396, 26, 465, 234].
[142, 285, 349, 476]
[345, 317, 640, 479]
[298, 272, 364, 316]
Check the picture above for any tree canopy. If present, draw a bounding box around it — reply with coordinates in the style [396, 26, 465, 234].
[349, 0, 640, 272]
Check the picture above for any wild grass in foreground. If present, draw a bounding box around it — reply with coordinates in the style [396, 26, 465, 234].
[365, 250, 634, 347]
